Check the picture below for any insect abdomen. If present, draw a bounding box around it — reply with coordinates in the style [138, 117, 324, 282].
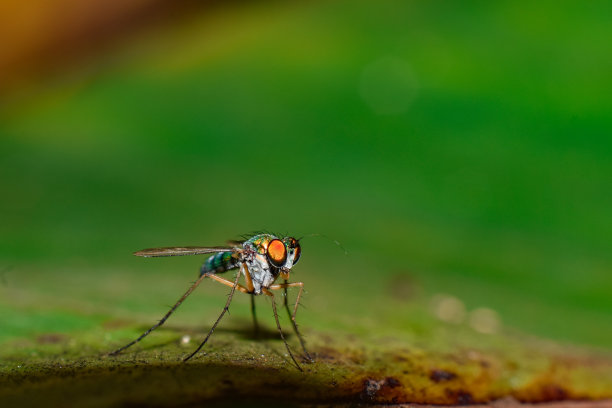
[200, 251, 239, 276]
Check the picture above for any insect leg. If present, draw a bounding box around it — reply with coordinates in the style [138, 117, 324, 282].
[250, 295, 259, 336]
[242, 262, 255, 293]
[183, 270, 242, 362]
[206, 273, 250, 293]
[261, 288, 302, 371]
[108, 273, 208, 356]
[269, 281, 312, 361]
[240, 262, 259, 335]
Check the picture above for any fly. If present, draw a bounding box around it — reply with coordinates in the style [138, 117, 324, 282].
[108, 233, 311, 371]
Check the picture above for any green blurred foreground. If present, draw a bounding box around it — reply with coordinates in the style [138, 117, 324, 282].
[0, 0, 611, 405]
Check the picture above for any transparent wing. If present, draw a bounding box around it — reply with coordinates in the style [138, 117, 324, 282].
[133, 246, 235, 258]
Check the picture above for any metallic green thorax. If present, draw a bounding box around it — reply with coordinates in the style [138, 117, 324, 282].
[245, 234, 276, 255]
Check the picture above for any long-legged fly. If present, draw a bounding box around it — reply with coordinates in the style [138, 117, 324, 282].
[108, 233, 311, 371]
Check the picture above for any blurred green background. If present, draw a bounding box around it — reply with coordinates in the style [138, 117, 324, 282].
[1, 0, 611, 350]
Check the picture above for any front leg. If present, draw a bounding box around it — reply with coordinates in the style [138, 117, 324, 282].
[261, 288, 302, 371]
[269, 281, 304, 321]
[268, 281, 312, 362]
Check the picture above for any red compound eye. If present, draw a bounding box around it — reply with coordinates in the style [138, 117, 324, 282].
[267, 239, 287, 267]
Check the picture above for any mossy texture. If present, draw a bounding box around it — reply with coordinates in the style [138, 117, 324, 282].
[1, 309, 611, 407]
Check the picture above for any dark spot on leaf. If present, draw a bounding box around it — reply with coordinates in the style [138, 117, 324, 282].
[430, 369, 457, 382]
[541, 384, 568, 401]
[361, 378, 383, 400]
[385, 377, 401, 388]
[446, 389, 474, 405]
[393, 354, 408, 362]
[457, 391, 474, 405]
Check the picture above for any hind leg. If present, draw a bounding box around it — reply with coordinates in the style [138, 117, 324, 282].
[108, 273, 208, 356]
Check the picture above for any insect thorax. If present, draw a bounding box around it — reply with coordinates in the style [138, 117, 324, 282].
[242, 235, 279, 294]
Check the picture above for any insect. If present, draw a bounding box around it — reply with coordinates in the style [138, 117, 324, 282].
[108, 233, 311, 370]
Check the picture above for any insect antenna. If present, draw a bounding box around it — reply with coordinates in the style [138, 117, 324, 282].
[298, 233, 348, 255]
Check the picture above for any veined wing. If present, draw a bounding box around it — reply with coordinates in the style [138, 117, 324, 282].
[134, 246, 235, 258]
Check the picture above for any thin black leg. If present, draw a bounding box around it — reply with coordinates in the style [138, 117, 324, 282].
[263, 288, 302, 371]
[182, 271, 241, 362]
[250, 294, 259, 336]
[283, 280, 313, 361]
[108, 273, 208, 356]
